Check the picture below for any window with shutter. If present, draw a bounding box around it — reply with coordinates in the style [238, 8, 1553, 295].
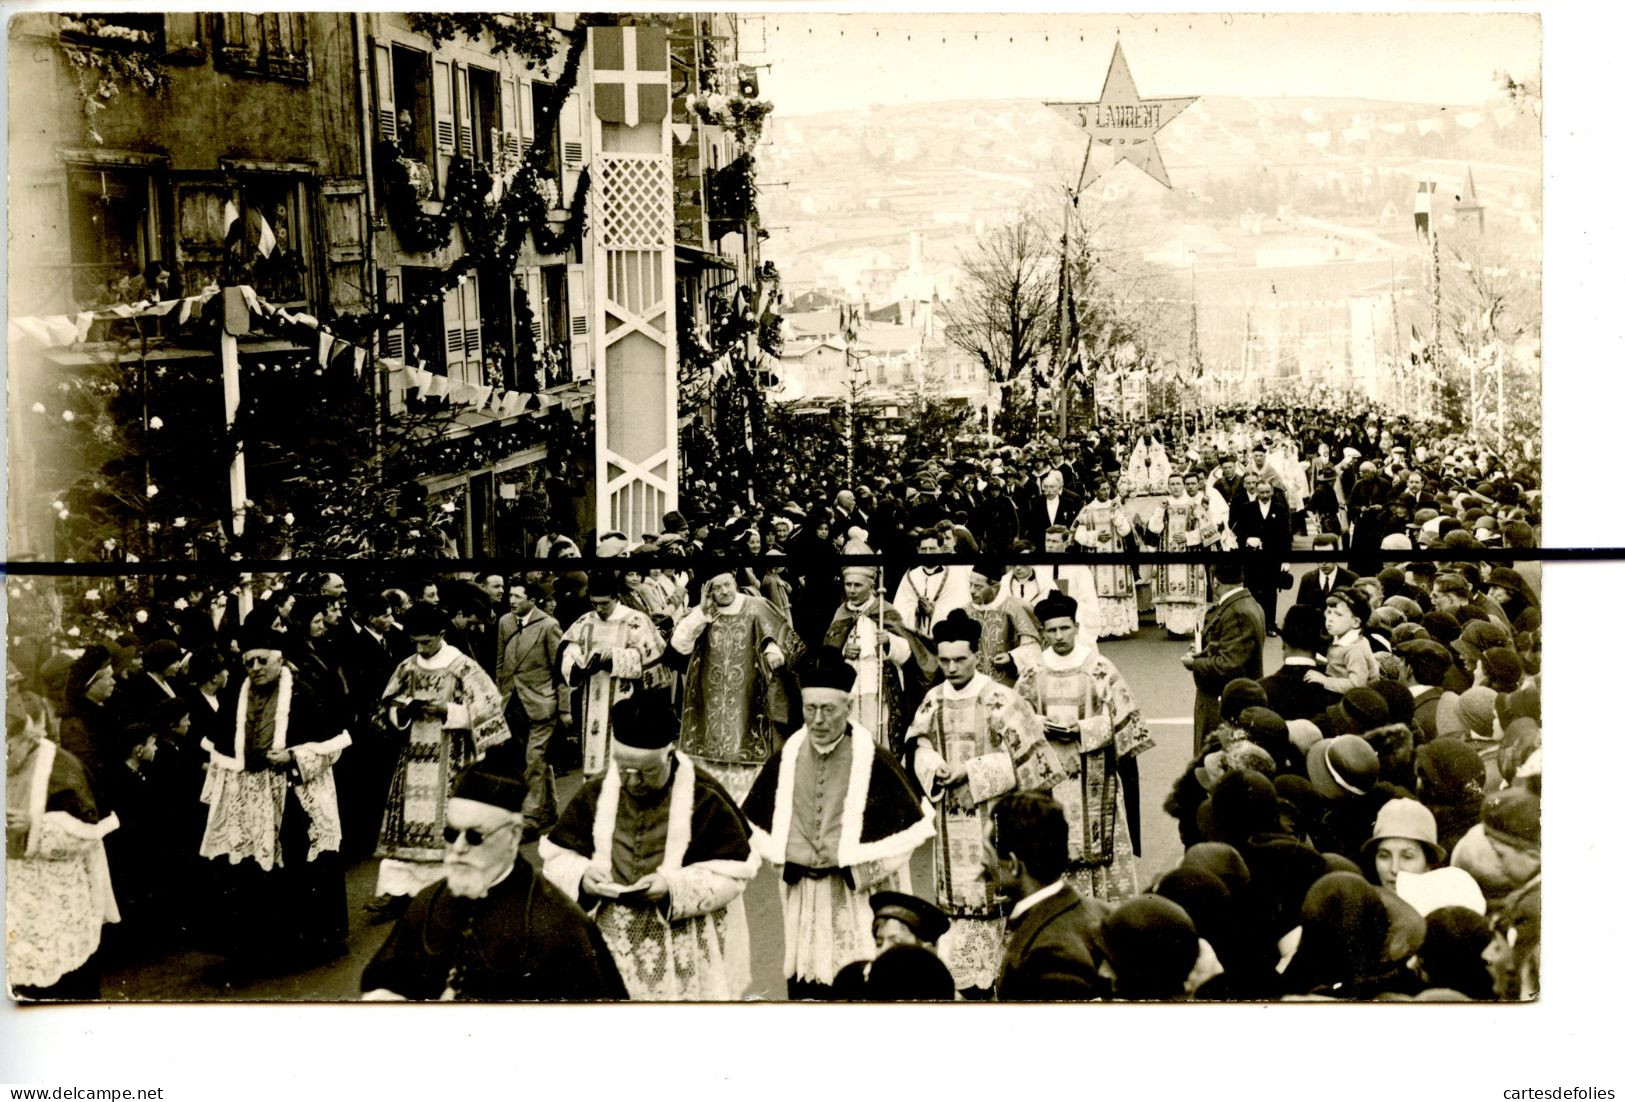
[382, 270, 405, 359]
[566, 263, 590, 381]
[500, 75, 521, 162]
[433, 58, 455, 195]
[455, 64, 474, 157]
[518, 79, 536, 155]
[215, 12, 307, 80]
[461, 274, 482, 376]
[524, 269, 546, 346]
[373, 43, 396, 142]
[559, 91, 586, 167]
[443, 284, 464, 383]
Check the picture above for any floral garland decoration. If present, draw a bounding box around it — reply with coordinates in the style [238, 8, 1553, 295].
[685, 92, 775, 151]
[406, 14, 560, 71]
[56, 16, 169, 146]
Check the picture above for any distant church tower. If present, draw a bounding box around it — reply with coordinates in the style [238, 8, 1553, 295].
[1454, 166, 1485, 236]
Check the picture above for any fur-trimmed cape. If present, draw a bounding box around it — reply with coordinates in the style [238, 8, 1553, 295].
[742, 725, 933, 871]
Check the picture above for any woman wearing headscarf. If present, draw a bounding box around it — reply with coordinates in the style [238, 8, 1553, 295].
[787, 508, 840, 640]
[57, 646, 123, 807]
[1414, 740, 1486, 856]
[1279, 872, 1404, 1000]
[1408, 906, 1500, 1000]
[1152, 866, 1276, 1000]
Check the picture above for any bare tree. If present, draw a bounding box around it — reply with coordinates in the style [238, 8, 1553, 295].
[942, 212, 1057, 396]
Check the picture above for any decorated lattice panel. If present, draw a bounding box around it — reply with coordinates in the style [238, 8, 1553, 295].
[594, 154, 672, 250]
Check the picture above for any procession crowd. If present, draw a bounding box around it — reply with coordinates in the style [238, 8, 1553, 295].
[6, 398, 1541, 1003]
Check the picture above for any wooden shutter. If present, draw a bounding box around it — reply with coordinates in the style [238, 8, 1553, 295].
[455, 63, 473, 156]
[518, 80, 535, 155]
[373, 43, 396, 141]
[382, 269, 405, 359]
[500, 74, 521, 161]
[559, 91, 587, 210]
[443, 283, 464, 385]
[566, 262, 589, 381]
[432, 58, 455, 193]
[524, 268, 546, 347]
[461, 273, 482, 378]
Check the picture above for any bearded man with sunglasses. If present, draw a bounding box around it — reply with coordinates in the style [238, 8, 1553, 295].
[362, 769, 626, 1001]
[539, 693, 758, 1000]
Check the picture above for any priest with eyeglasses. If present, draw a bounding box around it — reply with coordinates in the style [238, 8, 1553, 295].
[539, 692, 759, 1000]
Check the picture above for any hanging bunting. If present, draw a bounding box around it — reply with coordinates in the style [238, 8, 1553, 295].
[317, 330, 334, 366]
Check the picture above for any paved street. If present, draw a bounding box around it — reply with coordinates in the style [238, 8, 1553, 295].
[100, 564, 1304, 1001]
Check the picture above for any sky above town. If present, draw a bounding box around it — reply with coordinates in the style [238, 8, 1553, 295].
[746, 11, 1541, 116]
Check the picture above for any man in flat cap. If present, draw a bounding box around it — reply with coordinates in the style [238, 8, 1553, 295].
[199, 631, 351, 982]
[905, 610, 1060, 996]
[539, 693, 758, 1000]
[674, 565, 804, 802]
[362, 769, 627, 1001]
[742, 647, 934, 999]
[368, 604, 511, 922]
[824, 564, 932, 756]
[1015, 590, 1153, 900]
[559, 572, 666, 780]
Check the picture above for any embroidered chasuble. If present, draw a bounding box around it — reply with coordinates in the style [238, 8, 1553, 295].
[1073, 499, 1138, 639]
[674, 595, 803, 803]
[905, 675, 1060, 990]
[1015, 647, 1153, 902]
[560, 605, 667, 777]
[1149, 492, 1213, 637]
[966, 597, 1042, 687]
[375, 645, 509, 897]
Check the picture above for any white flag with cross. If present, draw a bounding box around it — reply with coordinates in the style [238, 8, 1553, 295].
[592, 25, 668, 128]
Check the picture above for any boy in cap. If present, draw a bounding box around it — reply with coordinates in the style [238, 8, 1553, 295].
[362, 769, 627, 1001]
[831, 890, 952, 996]
[742, 647, 933, 999]
[1015, 590, 1154, 900]
[540, 693, 758, 1000]
[1303, 587, 1379, 697]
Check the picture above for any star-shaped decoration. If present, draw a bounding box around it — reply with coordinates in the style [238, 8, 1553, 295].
[1047, 42, 1196, 190]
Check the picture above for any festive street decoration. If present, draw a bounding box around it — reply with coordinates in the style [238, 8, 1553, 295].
[1046, 42, 1196, 190]
[685, 92, 775, 151]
